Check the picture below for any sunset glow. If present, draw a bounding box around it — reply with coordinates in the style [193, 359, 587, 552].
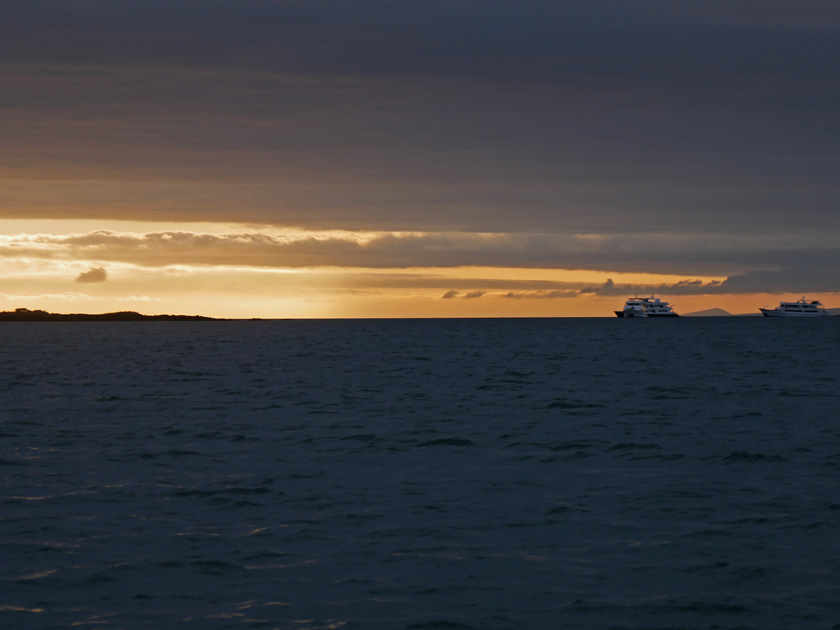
[2, 3, 839, 318]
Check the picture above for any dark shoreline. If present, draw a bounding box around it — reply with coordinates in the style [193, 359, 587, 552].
[0, 309, 219, 322]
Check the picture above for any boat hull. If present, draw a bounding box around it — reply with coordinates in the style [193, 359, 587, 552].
[615, 311, 679, 318]
[759, 308, 831, 317]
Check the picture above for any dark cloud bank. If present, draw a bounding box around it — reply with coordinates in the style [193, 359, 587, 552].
[10, 229, 839, 274]
[6, 230, 839, 295]
[2, 2, 839, 289]
[2, 1, 839, 230]
[461, 269, 840, 300]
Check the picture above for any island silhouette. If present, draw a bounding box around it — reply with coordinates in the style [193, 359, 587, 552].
[0, 308, 219, 321]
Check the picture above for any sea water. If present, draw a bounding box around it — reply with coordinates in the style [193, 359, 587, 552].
[1, 318, 839, 629]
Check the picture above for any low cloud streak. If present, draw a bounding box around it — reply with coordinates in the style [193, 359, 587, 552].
[3, 229, 839, 279]
[502, 290, 579, 299]
[2, 229, 840, 296]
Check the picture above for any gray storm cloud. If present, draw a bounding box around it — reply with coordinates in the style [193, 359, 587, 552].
[2, 2, 839, 236]
[4, 1, 839, 84]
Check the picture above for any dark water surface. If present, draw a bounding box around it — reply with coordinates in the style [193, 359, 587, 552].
[2, 318, 839, 629]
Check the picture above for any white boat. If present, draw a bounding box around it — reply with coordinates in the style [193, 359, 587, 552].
[615, 296, 679, 318]
[759, 298, 833, 317]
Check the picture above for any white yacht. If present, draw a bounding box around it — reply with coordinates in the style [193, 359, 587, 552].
[615, 296, 679, 318]
[759, 298, 833, 317]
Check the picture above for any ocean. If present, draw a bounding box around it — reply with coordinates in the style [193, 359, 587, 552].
[2, 318, 839, 629]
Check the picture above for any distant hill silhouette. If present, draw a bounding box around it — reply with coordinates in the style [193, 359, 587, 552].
[682, 308, 733, 317]
[0, 308, 218, 321]
[685, 305, 840, 317]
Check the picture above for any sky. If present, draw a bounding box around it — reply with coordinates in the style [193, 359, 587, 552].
[2, 0, 839, 317]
